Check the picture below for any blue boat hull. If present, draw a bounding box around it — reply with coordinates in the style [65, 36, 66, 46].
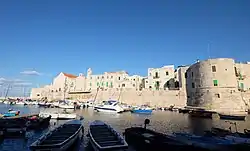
[131, 109, 152, 114]
[3, 113, 17, 117]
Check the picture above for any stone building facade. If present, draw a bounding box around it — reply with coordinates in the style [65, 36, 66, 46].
[31, 69, 145, 100]
[186, 58, 250, 113]
[144, 65, 178, 90]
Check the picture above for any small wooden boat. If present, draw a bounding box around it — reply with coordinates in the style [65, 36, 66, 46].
[131, 106, 153, 114]
[189, 110, 213, 118]
[2, 110, 20, 117]
[219, 114, 246, 121]
[30, 119, 83, 151]
[124, 119, 213, 151]
[178, 108, 190, 114]
[26, 115, 52, 130]
[89, 120, 128, 151]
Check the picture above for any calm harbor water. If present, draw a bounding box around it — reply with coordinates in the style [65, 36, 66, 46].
[0, 104, 250, 151]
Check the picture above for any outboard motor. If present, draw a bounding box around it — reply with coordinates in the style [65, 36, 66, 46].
[144, 119, 150, 129]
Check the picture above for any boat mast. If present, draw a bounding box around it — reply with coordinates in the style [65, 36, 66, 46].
[4, 84, 11, 101]
[118, 87, 123, 103]
[63, 77, 68, 100]
[93, 78, 103, 104]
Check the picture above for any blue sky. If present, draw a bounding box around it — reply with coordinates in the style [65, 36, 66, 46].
[0, 0, 250, 96]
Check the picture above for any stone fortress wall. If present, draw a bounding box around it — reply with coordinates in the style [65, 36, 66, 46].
[186, 58, 250, 113]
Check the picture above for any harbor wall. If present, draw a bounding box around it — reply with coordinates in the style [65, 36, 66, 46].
[32, 88, 187, 108]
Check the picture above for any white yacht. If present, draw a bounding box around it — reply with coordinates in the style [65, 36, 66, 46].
[94, 100, 124, 113]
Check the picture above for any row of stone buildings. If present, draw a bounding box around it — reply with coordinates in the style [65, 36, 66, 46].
[30, 58, 250, 112]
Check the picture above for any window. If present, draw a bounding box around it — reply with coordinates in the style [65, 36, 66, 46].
[102, 76, 104, 79]
[110, 82, 113, 87]
[192, 83, 195, 88]
[106, 82, 108, 87]
[133, 79, 135, 81]
[118, 77, 121, 80]
[133, 84, 135, 87]
[166, 71, 169, 76]
[90, 76, 92, 79]
[122, 84, 125, 87]
[97, 76, 99, 79]
[107, 76, 109, 79]
[37, 94, 40, 97]
[89, 83, 92, 86]
[51, 90, 54, 92]
[149, 86, 152, 89]
[146, 81, 148, 83]
[101, 82, 104, 86]
[97, 82, 99, 86]
[59, 88, 61, 91]
[56, 90, 58, 92]
[215, 93, 220, 98]
[111, 76, 113, 79]
[185, 73, 187, 78]
[155, 72, 159, 78]
[212, 66, 216, 72]
[213, 80, 218, 86]
[149, 73, 151, 76]
[191, 72, 193, 77]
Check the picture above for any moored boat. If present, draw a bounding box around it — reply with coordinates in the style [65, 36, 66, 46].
[26, 115, 52, 130]
[89, 120, 128, 151]
[30, 119, 84, 151]
[2, 110, 20, 117]
[131, 106, 153, 114]
[189, 110, 213, 118]
[94, 100, 124, 113]
[124, 119, 212, 151]
[39, 111, 77, 120]
[218, 114, 246, 121]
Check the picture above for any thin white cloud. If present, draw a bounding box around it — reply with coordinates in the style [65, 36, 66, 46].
[13, 82, 32, 86]
[20, 70, 42, 76]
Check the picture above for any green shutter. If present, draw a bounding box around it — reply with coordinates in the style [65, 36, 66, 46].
[90, 83, 92, 86]
[213, 80, 218, 86]
[106, 82, 108, 87]
[110, 82, 113, 86]
[102, 82, 104, 86]
[97, 82, 99, 86]
[240, 83, 244, 89]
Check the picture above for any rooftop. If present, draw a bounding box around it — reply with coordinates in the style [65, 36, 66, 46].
[62, 72, 78, 78]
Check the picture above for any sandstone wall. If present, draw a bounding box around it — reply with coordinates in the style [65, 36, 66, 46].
[69, 89, 187, 108]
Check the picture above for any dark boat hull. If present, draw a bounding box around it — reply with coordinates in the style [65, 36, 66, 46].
[189, 110, 213, 118]
[219, 114, 246, 121]
[26, 116, 51, 130]
[124, 127, 211, 151]
[30, 120, 83, 151]
[89, 121, 128, 151]
[0, 127, 26, 138]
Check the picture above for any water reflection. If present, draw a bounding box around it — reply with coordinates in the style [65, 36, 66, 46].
[0, 104, 250, 150]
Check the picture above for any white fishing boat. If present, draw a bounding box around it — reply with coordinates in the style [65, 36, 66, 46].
[30, 119, 83, 151]
[58, 103, 75, 109]
[89, 120, 128, 151]
[15, 101, 25, 105]
[94, 100, 124, 113]
[39, 111, 77, 120]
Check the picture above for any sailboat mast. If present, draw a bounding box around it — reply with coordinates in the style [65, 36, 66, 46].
[4, 84, 11, 101]
[63, 77, 67, 100]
